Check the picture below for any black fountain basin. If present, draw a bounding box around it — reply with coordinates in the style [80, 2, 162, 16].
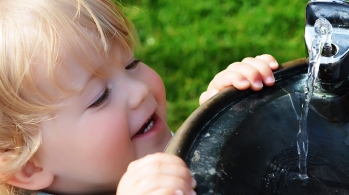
[165, 58, 349, 195]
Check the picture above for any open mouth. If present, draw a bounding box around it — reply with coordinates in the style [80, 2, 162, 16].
[134, 116, 155, 136]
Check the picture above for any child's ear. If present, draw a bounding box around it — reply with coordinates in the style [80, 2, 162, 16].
[7, 159, 54, 190]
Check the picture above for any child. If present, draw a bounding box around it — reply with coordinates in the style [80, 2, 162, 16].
[0, 0, 278, 194]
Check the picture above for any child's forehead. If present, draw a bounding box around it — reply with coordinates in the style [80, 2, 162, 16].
[33, 41, 132, 97]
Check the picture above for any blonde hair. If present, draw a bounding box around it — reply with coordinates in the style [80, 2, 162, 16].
[0, 0, 136, 194]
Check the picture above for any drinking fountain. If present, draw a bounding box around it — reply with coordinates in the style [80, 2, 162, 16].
[165, 0, 349, 194]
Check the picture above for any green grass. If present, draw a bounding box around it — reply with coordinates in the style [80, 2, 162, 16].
[119, 0, 306, 131]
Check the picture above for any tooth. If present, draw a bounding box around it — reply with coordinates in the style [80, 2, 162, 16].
[144, 120, 154, 133]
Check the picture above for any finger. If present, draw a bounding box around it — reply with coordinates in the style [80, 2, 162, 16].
[128, 161, 192, 183]
[240, 57, 276, 86]
[137, 174, 195, 195]
[120, 162, 195, 195]
[226, 62, 265, 90]
[145, 189, 196, 195]
[199, 91, 209, 105]
[206, 70, 251, 92]
[128, 153, 187, 171]
[255, 54, 279, 70]
[126, 154, 193, 187]
[144, 188, 173, 195]
[199, 90, 218, 105]
[173, 189, 196, 195]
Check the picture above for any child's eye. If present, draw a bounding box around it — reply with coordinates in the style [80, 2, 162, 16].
[125, 59, 141, 70]
[88, 88, 110, 109]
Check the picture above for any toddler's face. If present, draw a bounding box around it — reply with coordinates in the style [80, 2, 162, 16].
[34, 43, 172, 194]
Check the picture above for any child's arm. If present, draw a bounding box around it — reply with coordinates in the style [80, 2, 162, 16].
[199, 54, 279, 105]
[117, 153, 196, 195]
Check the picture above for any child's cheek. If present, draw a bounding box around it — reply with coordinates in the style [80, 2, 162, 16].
[80, 108, 136, 179]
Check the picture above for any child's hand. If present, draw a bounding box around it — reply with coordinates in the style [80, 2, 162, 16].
[199, 54, 279, 105]
[117, 153, 196, 195]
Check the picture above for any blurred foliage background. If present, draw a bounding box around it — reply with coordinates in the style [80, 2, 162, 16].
[118, 0, 306, 131]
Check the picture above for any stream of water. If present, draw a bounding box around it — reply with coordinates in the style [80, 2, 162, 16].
[259, 18, 338, 194]
[296, 17, 333, 180]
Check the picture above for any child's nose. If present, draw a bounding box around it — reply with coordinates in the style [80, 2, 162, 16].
[126, 77, 150, 110]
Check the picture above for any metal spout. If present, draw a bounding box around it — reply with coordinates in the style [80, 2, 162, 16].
[305, 0, 349, 96]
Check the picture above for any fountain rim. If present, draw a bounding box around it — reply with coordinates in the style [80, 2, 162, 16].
[165, 57, 308, 158]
